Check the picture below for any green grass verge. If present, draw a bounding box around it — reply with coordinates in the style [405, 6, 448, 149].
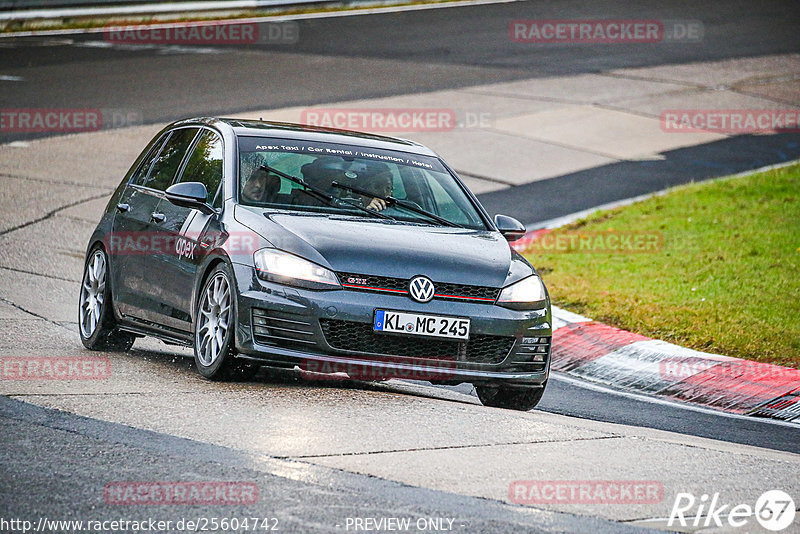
[522, 162, 800, 367]
[0, 0, 466, 34]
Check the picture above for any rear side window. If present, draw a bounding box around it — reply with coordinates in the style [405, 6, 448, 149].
[129, 133, 169, 186]
[134, 128, 199, 191]
[178, 130, 224, 206]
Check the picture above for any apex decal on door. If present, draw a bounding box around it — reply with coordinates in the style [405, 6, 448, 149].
[175, 237, 197, 260]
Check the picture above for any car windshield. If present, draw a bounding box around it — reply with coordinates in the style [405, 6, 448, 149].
[237, 136, 487, 229]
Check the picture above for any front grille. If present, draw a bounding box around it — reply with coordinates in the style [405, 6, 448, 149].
[252, 308, 317, 349]
[338, 273, 407, 292]
[319, 319, 514, 364]
[336, 272, 500, 303]
[434, 282, 499, 301]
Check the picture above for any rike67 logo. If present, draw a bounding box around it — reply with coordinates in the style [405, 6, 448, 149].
[669, 490, 796, 531]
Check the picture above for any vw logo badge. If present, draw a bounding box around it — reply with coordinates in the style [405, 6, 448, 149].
[409, 276, 435, 303]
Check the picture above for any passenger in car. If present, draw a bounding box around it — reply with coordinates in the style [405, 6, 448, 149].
[241, 166, 281, 204]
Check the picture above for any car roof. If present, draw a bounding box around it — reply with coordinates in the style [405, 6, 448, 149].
[170, 117, 439, 157]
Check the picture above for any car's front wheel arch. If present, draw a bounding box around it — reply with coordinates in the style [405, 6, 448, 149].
[192, 252, 233, 324]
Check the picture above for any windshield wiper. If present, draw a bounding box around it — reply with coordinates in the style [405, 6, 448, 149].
[259, 165, 393, 221]
[330, 181, 463, 228]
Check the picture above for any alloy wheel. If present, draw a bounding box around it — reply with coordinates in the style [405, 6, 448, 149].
[196, 272, 232, 367]
[79, 250, 106, 339]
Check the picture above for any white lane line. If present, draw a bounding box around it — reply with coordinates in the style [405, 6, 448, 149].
[0, 75, 24, 81]
[551, 372, 800, 428]
[0, 0, 521, 38]
[75, 40, 225, 55]
[552, 305, 592, 325]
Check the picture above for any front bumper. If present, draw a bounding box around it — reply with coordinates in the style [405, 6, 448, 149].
[231, 264, 552, 387]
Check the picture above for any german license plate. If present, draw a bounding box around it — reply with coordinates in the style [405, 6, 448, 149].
[373, 310, 470, 340]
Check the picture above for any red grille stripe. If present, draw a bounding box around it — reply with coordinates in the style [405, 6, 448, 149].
[435, 293, 495, 301]
[342, 284, 495, 302]
[342, 283, 407, 293]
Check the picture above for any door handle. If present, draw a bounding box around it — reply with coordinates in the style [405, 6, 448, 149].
[150, 212, 166, 223]
[116, 203, 130, 212]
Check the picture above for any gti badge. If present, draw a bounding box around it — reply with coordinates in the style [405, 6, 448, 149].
[409, 276, 435, 303]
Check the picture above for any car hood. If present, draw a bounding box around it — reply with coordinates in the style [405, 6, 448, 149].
[234, 207, 532, 287]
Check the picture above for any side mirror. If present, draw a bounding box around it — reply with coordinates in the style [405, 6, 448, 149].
[494, 214, 526, 242]
[166, 182, 215, 215]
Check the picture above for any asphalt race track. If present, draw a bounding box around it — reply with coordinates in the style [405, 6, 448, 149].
[2, 0, 799, 125]
[2, 0, 800, 220]
[1, 0, 799, 532]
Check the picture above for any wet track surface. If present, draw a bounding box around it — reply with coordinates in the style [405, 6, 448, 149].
[3, 396, 642, 533]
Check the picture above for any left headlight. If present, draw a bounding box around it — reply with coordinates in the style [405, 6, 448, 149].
[496, 275, 547, 309]
[254, 248, 341, 290]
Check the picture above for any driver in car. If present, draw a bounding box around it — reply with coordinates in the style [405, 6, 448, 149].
[291, 157, 340, 207]
[289, 157, 394, 212]
[359, 170, 393, 212]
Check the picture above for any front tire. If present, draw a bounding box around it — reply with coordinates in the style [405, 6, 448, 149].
[78, 247, 135, 351]
[476, 382, 547, 411]
[193, 263, 258, 381]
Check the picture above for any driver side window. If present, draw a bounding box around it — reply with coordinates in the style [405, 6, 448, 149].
[179, 130, 224, 207]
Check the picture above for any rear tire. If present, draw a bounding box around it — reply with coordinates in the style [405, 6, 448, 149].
[476, 382, 546, 411]
[78, 247, 135, 351]
[193, 263, 258, 381]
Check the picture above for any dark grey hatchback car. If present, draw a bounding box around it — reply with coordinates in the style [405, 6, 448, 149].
[79, 118, 552, 410]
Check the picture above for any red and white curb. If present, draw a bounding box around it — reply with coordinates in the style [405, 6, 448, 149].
[549, 307, 800, 423]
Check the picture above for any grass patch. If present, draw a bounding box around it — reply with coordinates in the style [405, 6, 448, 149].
[522, 163, 800, 367]
[0, 0, 466, 33]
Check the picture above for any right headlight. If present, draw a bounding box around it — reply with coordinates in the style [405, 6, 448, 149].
[496, 275, 547, 310]
[254, 248, 341, 290]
